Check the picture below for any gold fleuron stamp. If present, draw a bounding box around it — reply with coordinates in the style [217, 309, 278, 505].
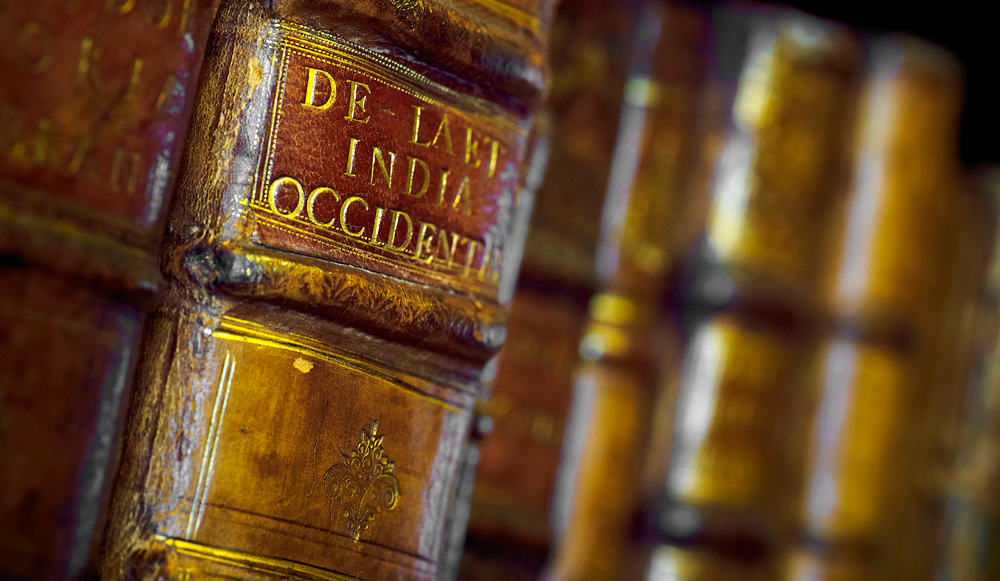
[323, 421, 401, 541]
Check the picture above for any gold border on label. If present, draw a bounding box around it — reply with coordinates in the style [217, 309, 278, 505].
[249, 21, 523, 296]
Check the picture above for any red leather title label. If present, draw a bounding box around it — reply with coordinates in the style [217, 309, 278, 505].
[0, 0, 216, 231]
[250, 23, 528, 297]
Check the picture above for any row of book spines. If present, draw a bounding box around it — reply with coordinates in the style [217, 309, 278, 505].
[932, 172, 1000, 581]
[1, 1, 563, 580]
[541, 13, 974, 581]
[460, 0, 709, 562]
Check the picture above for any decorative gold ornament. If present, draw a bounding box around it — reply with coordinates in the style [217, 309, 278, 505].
[323, 420, 401, 541]
[388, 0, 428, 27]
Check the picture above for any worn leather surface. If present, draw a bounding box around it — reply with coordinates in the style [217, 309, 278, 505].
[0, 2, 218, 579]
[100, 0, 554, 579]
[541, 3, 708, 580]
[793, 37, 968, 581]
[467, 290, 585, 545]
[628, 8, 864, 580]
[0, 267, 142, 580]
[518, 0, 636, 290]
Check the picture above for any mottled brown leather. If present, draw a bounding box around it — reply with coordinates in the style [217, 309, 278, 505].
[518, 0, 637, 289]
[543, 3, 708, 579]
[793, 36, 968, 581]
[272, 0, 554, 117]
[105, 296, 477, 581]
[467, 290, 586, 546]
[457, 0, 641, 578]
[0, 0, 217, 252]
[629, 8, 863, 580]
[0, 267, 142, 580]
[0, 2, 218, 579]
[99, 0, 554, 579]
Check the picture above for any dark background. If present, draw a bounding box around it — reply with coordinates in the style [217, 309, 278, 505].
[783, 2, 993, 166]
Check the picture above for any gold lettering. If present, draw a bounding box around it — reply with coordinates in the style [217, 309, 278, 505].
[488, 250, 503, 283]
[34, 119, 51, 167]
[268, 176, 305, 218]
[387, 211, 413, 251]
[156, 74, 179, 114]
[143, 0, 174, 28]
[479, 243, 501, 282]
[370, 147, 396, 188]
[16, 21, 54, 75]
[307, 187, 340, 227]
[436, 231, 462, 268]
[344, 80, 371, 123]
[464, 128, 481, 167]
[410, 106, 431, 146]
[77, 37, 103, 88]
[487, 138, 501, 178]
[436, 170, 449, 206]
[463, 239, 480, 277]
[303, 68, 336, 110]
[106, 0, 136, 13]
[344, 138, 359, 177]
[67, 134, 93, 176]
[370, 207, 386, 245]
[177, 0, 193, 37]
[109, 148, 142, 195]
[431, 114, 453, 154]
[452, 176, 472, 215]
[414, 222, 437, 263]
[0, 104, 26, 160]
[125, 57, 144, 99]
[340, 196, 369, 237]
[405, 156, 429, 198]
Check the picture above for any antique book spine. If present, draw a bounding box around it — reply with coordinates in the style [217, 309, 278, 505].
[896, 177, 991, 581]
[455, 1, 637, 579]
[543, 3, 708, 580]
[98, 0, 554, 579]
[788, 36, 965, 581]
[0, 2, 218, 579]
[632, 9, 861, 580]
[938, 171, 1000, 581]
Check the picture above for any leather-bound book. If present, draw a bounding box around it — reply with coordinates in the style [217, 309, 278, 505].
[632, 9, 861, 580]
[454, 1, 638, 579]
[939, 170, 1000, 581]
[544, 3, 708, 580]
[0, 3, 219, 579]
[787, 36, 966, 581]
[896, 176, 991, 581]
[97, 0, 555, 579]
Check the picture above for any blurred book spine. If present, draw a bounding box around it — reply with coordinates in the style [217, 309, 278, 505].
[456, 0, 638, 577]
[544, 3, 708, 580]
[788, 35, 966, 581]
[634, 8, 861, 580]
[936, 170, 1000, 581]
[0, 2, 219, 578]
[97, 0, 554, 579]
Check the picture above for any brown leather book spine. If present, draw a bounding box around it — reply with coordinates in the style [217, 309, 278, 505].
[0, 3, 218, 579]
[544, 3, 708, 580]
[98, 1, 553, 579]
[896, 177, 991, 581]
[456, 1, 638, 578]
[939, 170, 1000, 581]
[788, 36, 966, 581]
[632, 8, 861, 580]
